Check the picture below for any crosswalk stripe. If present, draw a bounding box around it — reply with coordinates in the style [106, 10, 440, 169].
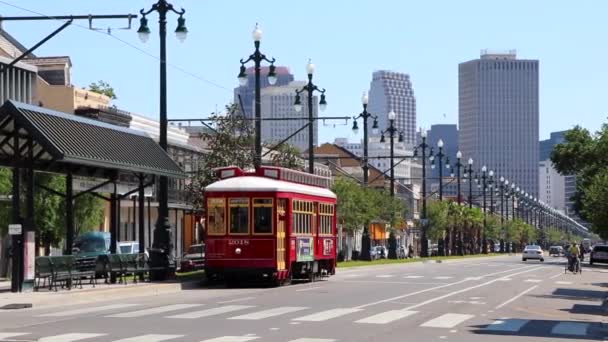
[107, 304, 203, 318]
[38, 304, 139, 317]
[199, 336, 259, 342]
[288, 339, 337, 342]
[524, 279, 542, 283]
[485, 319, 529, 332]
[167, 305, 253, 319]
[551, 322, 589, 336]
[403, 275, 424, 279]
[228, 306, 308, 320]
[112, 334, 184, 342]
[0, 333, 30, 340]
[433, 276, 453, 280]
[376, 275, 394, 278]
[420, 313, 475, 328]
[355, 310, 417, 324]
[293, 308, 362, 322]
[555, 281, 573, 285]
[38, 333, 107, 342]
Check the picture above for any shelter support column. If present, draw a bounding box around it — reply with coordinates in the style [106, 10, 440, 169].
[65, 172, 74, 255]
[10, 167, 21, 293]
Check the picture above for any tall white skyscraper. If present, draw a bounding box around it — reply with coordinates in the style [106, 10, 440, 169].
[260, 81, 318, 152]
[367, 70, 417, 145]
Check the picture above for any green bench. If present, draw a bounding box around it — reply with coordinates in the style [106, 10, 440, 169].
[34, 256, 97, 291]
[107, 253, 165, 284]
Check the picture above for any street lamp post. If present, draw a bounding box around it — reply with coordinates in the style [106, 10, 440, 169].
[238, 23, 277, 169]
[294, 60, 327, 174]
[467, 158, 474, 208]
[352, 92, 379, 185]
[429, 139, 448, 201]
[499, 176, 505, 253]
[380, 111, 403, 197]
[352, 92, 379, 262]
[417, 129, 431, 257]
[137, 0, 187, 280]
[455, 152, 463, 204]
[481, 166, 488, 254]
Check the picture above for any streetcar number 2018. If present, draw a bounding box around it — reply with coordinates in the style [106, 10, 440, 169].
[228, 240, 250, 246]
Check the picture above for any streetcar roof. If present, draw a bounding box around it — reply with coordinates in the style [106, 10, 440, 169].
[205, 176, 337, 199]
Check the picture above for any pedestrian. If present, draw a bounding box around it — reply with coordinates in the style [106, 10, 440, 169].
[408, 245, 414, 258]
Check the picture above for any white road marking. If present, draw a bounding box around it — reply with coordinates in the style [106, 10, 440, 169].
[400, 267, 543, 312]
[344, 280, 450, 285]
[107, 304, 203, 318]
[469, 297, 483, 300]
[38, 333, 106, 342]
[288, 339, 336, 342]
[465, 277, 482, 280]
[229, 307, 308, 320]
[167, 305, 253, 319]
[269, 328, 279, 331]
[0, 333, 30, 339]
[524, 279, 542, 283]
[296, 287, 322, 292]
[550, 272, 563, 279]
[495, 285, 538, 309]
[421, 313, 474, 328]
[551, 322, 589, 336]
[485, 319, 529, 332]
[217, 297, 256, 304]
[555, 281, 573, 285]
[355, 266, 530, 309]
[355, 310, 417, 324]
[38, 304, 139, 317]
[293, 308, 362, 321]
[199, 336, 259, 342]
[403, 275, 424, 279]
[375, 275, 394, 278]
[434, 276, 453, 280]
[112, 334, 183, 342]
[497, 278, 512, 281]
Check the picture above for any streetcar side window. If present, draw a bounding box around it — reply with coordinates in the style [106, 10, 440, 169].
[319, 203, 334, 235]
[293, 200, 313, 235]
[207, 198, 226, 236]
[229, 198, 250, 235]
[253, 198, 273, 234]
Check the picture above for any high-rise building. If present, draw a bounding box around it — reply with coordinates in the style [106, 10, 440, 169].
[367, 70, 417, 146]
[539, 130, 567, 161]
[539, 130, 577, 217]
[260, 81, 317, 153]
[233, 66, 293, 118]
[539, 159, 566, 212]
[427, 124, 459, 180]
[459, 50, 539, 196]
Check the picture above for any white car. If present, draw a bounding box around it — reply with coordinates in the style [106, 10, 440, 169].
[522, 245, 544, 262]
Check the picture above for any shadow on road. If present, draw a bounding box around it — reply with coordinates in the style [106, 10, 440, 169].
[532, 288, 606, 301]
[561, 304, 606, 316]
[471, 319, 607, 340]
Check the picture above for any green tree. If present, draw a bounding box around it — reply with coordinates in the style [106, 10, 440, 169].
[332, 176, 367, 233]
[88, 80, 117, 100]
[427, 201, 448, 241]
[72, 193, 105, 237]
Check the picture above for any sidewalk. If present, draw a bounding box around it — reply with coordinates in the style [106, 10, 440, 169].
[0, 279, 200, 310]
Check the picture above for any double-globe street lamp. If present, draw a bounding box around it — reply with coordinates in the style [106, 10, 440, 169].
[415, 129, 431, 257]
[429, 139, 451, 256]
[351, 92, 379, 261]
[379, 110, 404, 198]
[238, 24, 278, 169]
[137, 0, 187, 280]
[294, 60, 327, 174]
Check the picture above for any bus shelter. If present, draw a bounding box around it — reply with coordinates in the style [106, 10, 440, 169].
[0, 100, 186, 292]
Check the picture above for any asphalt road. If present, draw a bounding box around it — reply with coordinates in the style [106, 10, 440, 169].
[0, 255, 607, 342]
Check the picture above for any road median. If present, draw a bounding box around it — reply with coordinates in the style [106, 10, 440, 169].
[337, 253, 506, 268]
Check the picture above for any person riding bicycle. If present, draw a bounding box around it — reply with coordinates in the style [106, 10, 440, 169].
[569, 243, 580, 272]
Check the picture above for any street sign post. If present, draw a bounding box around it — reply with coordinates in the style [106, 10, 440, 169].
[8, 224, 22, 235]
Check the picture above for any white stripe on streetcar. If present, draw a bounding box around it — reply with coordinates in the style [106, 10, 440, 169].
[229, 306, 308, 320]
[551, 322, 589, 336]
[293, 308, 362, 322]
[167, 305, 253, 319]
[199, 336, 259, 342]
[355, 310, 417, 324]
[38, 333, 107, 342]
[38, 304, 139, 317]
[107, 304, 203, 318]
[485, 319, 529, 332]
[112, 334, 184, 342]
[420, 313, 475, 328]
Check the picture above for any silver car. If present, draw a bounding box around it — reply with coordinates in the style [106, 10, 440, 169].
[522, 245, 544, 262]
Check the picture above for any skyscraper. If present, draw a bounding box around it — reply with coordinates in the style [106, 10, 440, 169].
[260, 81, 317, 153]
[427, 124, 459, 180]
[459, 50, 539, 196]
[233, 66, 293, 118]
[367, 70, 417, 146]
[539, 130, 566, 161]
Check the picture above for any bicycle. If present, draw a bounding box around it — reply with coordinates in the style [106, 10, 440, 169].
[565, 255, 582, 274]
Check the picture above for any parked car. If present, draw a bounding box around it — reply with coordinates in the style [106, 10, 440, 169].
[118, 241, 140, 254]
[590, 245, 608, 265]
[72, 232, 111, 277]
[522, 245, 544, 262]
[179, 244, 205, 272]
[549, 246, 564, 257]
[374, 246, 387, 259]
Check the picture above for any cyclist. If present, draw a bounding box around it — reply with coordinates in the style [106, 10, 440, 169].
[569, 243, 581, 273]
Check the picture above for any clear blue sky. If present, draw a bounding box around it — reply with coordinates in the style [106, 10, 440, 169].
[2, 0, 606, 144]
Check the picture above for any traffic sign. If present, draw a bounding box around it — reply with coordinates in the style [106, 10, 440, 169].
[8, 224, 21, 235]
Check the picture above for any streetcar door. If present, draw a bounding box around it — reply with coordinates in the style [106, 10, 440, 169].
[277, 198, 287, 270]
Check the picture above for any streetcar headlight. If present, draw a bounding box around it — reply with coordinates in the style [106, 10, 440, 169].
[235, 248, 242, 255]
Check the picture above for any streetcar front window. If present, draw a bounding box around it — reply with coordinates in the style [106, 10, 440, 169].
[207, 198, 226, 235]
[229, 198, 250, 234]
[253, 198, 273, 234]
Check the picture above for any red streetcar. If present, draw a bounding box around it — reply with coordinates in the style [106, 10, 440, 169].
[204, 166, 337, 285]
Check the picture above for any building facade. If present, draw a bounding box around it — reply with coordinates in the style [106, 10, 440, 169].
[459, 50, 539, 196]
[260, 81, 318, 152]
[233, 66, 293, 118]
[367, 70, 417, 145]
[427, 124, 459, 181]
[539, 130, 567, 161]
[539, 159, 566, 212]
